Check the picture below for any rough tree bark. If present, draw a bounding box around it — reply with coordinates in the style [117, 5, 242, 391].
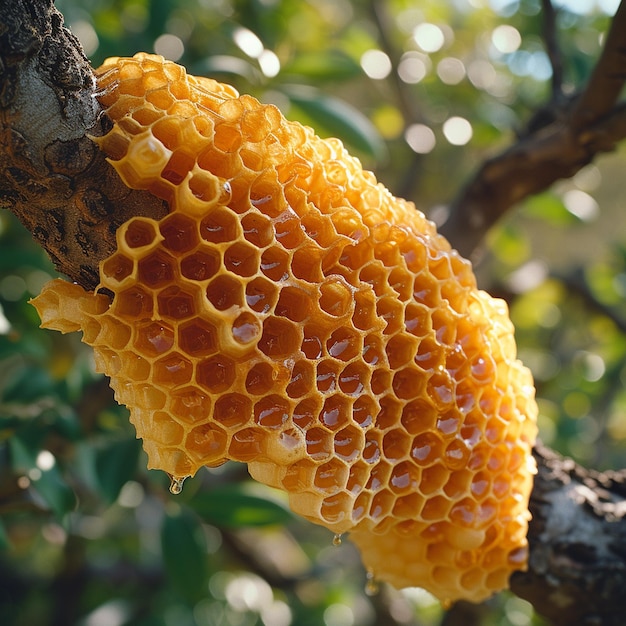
[1, 2, 626, 625]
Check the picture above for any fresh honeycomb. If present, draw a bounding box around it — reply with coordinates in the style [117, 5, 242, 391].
[31, 53, 538, 604]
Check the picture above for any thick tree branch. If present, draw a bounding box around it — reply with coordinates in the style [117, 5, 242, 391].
[0, 0, 167, 291]
[441, 0, 626, 259]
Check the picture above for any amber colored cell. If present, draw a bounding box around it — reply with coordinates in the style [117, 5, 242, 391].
[206, 275, 243, 310]
[245, 276, 277, 313]
[178, 317, 218, 357]
[134, 321, 174, 356]
[124, 218, 157, 248]
[114, 286, 154, 318]
[153, 352, 193, 386]
[102, 253, 133, 283]
[180, 249, 220, 281]
[159, 213, 199, 252]
[30, 54, 539, 606]
[196, 355, 235, 393]
[138, 250, 175, 287]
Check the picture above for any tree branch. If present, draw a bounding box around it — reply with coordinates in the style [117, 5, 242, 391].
[441, 0, 626, 259]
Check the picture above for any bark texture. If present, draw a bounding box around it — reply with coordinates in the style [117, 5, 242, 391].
[0, 0, 167, 290]
[2, 2, 626, 625]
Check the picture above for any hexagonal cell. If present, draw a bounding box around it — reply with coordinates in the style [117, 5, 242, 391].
[258, 317, 301, 358]
[157, 285, 198, 320]
[180, 249, 220, 282]
[326, 327, 361, 362]
[241, 211, 273, 248]
[206, 274, 243, 310]
[102, 253, 133, 284]
[301, 324, 325, 360]
[200, 207, 239, 243]
[400, 398, 437, 435]
[187, 170, 223, 205]
[274, 213, 305, 249]
[352, 396, 376, 429]
[346, 460, 370, 495]
[281, 458, 317, 492]
[316, 360, 339, 394]
[443, 469, 473, 499]
[178, 317, 218, 357]
[124, 218, 157, 249]
[351, 289, 378, 332]
[275, 286, 311, 322]
[285, 359, 314, 399]
[413, 272, 440, 308]
[231, 312, 261, 346]
[449, 497, 478, 528]
[134, 321, 175, 356]
[421, 462, 450, 495]
[185, 423, 228, 465]
[213, 393, 252, 428]
[224, 241, 258, 277]
[136, 384, 167, 410]
[319, 278, 353, 318]
[149, 411, 184, 446]
[153, 352, 193, 386]
[376, 296, 404, 336]
[334, 425, 363, 462]
[369, 489, 395, 522]
[159, 213, 199, 252]
[389, 461, 420, 494]
[388, 267, 413, 301]
[444, 438, 471, 470]
[161, 150, 195, 185]
[320, 395, 351, 430]
[245, 361, 278, 395]
[392, 366, 422, 400]
[351, 491, 371, 523]
[113, 285, 154, 318]
[392, 493, 424, 519]
[469, 470, 492, 500]
[228, 427, 264, 462]
[314, 458, 348, 493]
[293, 396, 321, 430]
[362, 431, 382, 464]
[436, 410, 460, 437]
[477, 498, 498, 529]
[362, 333, 384, 366]
[99, 316, 132, 350]
[170, 387, 211, 424]
[370, 368, 391, 396]
[467, 443, 490, 471]
[137, 250, 176, 287]
[382, 428, 411, 462]
[420, 495, 452, 521]
[120, 352, 151, 382]
[260, 246, 290, 281]
[196, 355, 235, 393]
[320, 492, 353, 525]
[385, 333, 418, 370]
[254, 394, 290, 429]
[376, 395, 404, 431]
[290, 246, 324, 283]
[404, 302, 431, 338]
[245, 276, 278, 313]
[338, 362, 368, 396]
[305, 427, 333, 461]
[414, 337, 444, 373]
[410, 431, 445, 466]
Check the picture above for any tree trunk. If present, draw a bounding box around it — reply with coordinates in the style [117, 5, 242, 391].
[2, 2, 626, 625]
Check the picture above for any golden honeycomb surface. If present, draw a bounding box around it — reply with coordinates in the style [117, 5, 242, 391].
[31, 53, 538, 603]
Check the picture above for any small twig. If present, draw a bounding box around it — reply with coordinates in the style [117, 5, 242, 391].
[541, 0, 564, 99]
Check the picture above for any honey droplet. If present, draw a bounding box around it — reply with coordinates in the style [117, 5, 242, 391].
[333, 533, 343, 547]
[168, 474, 188, 495]
[365, 570, 379, 596]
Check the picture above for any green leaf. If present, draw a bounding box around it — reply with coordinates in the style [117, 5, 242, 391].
[283, 51, 362, 81]
[189, 484, 293, 528]
[282, 84, 386, 161]
[95, 437, 142, 504]
[522, 192, 577, 226]
[161, 507, 208, 604]
[31, 466, 76, 517]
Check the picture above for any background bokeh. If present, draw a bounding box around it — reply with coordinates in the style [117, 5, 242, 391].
[1, 0, 625, 624]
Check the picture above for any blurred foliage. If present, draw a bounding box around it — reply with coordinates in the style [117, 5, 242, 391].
[1, 0, 626, 624]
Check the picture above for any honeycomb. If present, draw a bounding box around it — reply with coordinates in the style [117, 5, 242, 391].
[31, 53, 538, 604]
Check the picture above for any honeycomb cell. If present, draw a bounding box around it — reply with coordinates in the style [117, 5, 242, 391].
[102, 253, 134, 284]
[319, 278, 353, 317]
[153, 352, 193, 386]
[326, 327, 361, 361]
[162, 150, 195, 185]
[275, 212, 305, 249]
[113, 285, 154, 318]
[316, 360, 339, 394]
[254, 395, 290, 429]
[382, 429, 411, 462]
[150, 411, 184, 445]
[138, 250, 175, 287]
[260, 246, 290, 281]
[228, 427, 264, 462]
[281, 458, 317, 492]
[293, 397, 321, 430]
[389, 461, 420, 494]
[275, 286, 311, 322]
[245, 361, 278, 395]
[421, 463, 451, 496]
[258, 317, 301, 358]
[338, 362, 367, 396]
[180, 249, 220, 281]
[157, 285, 197, 319]
[369, 489, 395, 522]
[302, 325, 325, 359]
[305, 427, 333, 461]
[134, 321, 175, 356]
[314, 458, 348, 493]
[320, 492, 353, 525]
[160, 213, 199, 252]
[200, 207, 239, 243]
[170, 386, 211, 424]
[320, 395, 351, 430]
[245, 276, 277, 313]
[213, 393, 252, 428]
[206, 275, 243, 310]
[185, 423, 228, 465]
[124, 218, 157, 248]
[197, 355, 235, 393]
[231, 312, 261, 346]
[241, 211, 273, 247]
[285, 360, 314, 398]
[224, 241, 258, 277]
[352, 396, 376, 428]
[411, 432, 445, 466]
[178, 317, 218, 356]
[401, 399, 437, 435]
[334, 425, 363, 462]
